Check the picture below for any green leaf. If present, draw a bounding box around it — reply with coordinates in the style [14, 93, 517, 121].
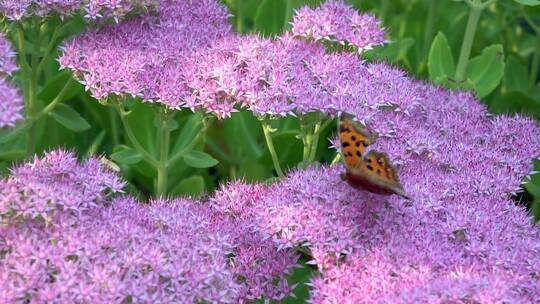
[514, 0, 540, 5]
[0, 149, 26, 161]
[488, 91, 540, 119]
[503, 55, 528, 93]
[49, 104, 91, 132]
[85, 130, 106, 156]
[238, 159, 269, 182]
[154, 116, 179, 131]
[0, 123, 30, 144]
[283, 260, 314, 304]
[183, 150, 219, 168]
[428, 32, 455, 83]
[111, 146, 143, 165]
[38, 71, 83, 103]
[254, 0, 287, 35]
[171, 113, 203, 155]
[466, 44, 505, 98]
[223, 112, 264, 160]
[366, 37, 415, 63]
[171, 175, 205, 197]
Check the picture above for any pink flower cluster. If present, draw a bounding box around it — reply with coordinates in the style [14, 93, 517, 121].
[60, 0, 234, 116]
[291, 0, 386, 51]
[0, 33, 22, 128]
[56, 0, 540, 301]
[60, 0, 386, 117]
[0, 150, 298, 303]
[0, 0, 156, 21]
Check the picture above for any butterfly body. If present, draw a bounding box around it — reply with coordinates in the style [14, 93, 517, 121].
[338, 113, 409, 199]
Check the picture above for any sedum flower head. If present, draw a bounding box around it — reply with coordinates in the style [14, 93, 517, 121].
[291, 0, 386, 51]
[60, 0, 234, 117]
[0, 33, 22, 128]
[0, 78, 23, 128]
[0, 0, 157, 21]
[211, 181, 299, 301]
[60, 0, 390, 118]
[0, 151, 298, 303]
[0, 150, 124, 224]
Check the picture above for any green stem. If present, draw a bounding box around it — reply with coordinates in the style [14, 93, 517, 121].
[330, 152, 341, 165]
[380, 0, 390, 21]
[109, 107, 119, 146]
[37, 78, 74, 118]
[26, 20, 42, 154]
[308, 117, 335, 162]
[36, 24, 60, 75]
[167, 116, 208, 166]
[299, 116, 311, 163]
[260, 117, 284, 177]
[235, 1, 243, 33]
[156, 108, 171, 196]
[114, 102, 158, 168]
[16, 25, 30, 73]
[455, 1, 483, 82]
[530, 34, 540, 91]
[2, 78, 75, 145]
[422, 0, 437, 60]
[308, 120, 322, 162]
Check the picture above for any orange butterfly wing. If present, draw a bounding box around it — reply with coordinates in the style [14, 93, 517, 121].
[338, 113, 374, 168]
[338, 113, 409, 198]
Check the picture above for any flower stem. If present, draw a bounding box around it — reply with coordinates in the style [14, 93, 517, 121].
[330, 152, 341, 165]
[308, 120, 322, 162]
[167, 115, 208, 166]
[156, 108, 171, 197]
[36, 23, 60, 75]
[418, 0, 437, 74]
[260, 117, 284, 177]
[109, 107, 119, 146]
[455, 1, 483, 82]
[26, 19, 42, 154]
[530, 35, 540, 91]
[38, 78, 74, 117]
[113, 101, 158, 168]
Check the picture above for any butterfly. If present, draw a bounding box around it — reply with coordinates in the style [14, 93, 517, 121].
[338, 113, 409, 199]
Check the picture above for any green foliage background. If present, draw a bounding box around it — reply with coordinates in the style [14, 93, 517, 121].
[1, 1, 540, 302]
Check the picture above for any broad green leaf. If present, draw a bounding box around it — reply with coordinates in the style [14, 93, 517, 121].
[126, 101, 157, 156]
[488, 91, 540, 119]
[85, 130, 106, 156]
[171, 175, 205, 197]
[466, 44, 505, 98]
[524, 160, 540, 197]
[49, 104, 91, 132]
[503, 55, 528, 93]
[283, 259, 314, 304]
[171, 113, 203, 155]
[514, 0, 540, 5]
[153, 116, 179, 131]
[366, 37, 415, 63]
[238, 159, 269, 182]
[428, 32, 455, 83]
[38, 71, 83, 103]
[0, 123, 30, 144]
[183, 150, 219, 168]
[0, 149, 26, 161]
[224, 112, 263, 160]
[111, 146, 143, 165]
[254, 0, 287, 35]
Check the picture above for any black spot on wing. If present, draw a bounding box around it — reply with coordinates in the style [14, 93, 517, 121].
[340, 126, 351, 133]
